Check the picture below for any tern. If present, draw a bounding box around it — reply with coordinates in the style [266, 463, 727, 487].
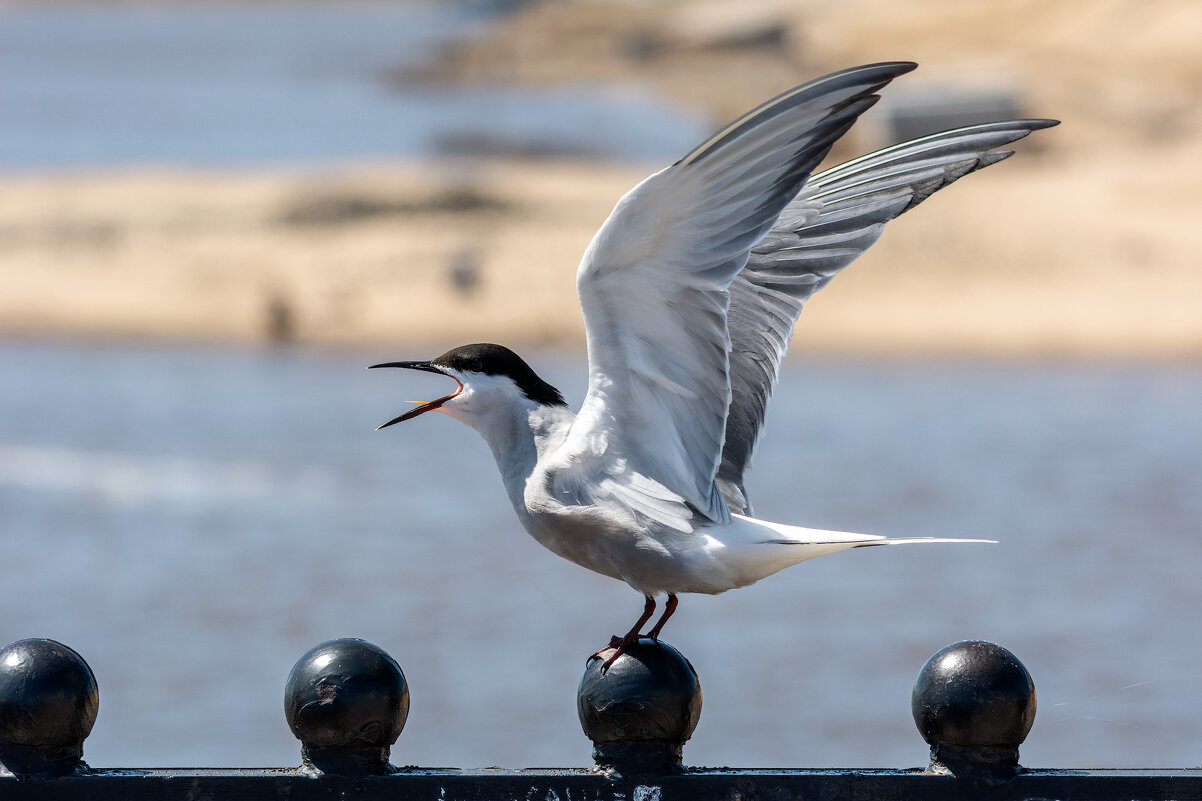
[373, 63, 1056, 665]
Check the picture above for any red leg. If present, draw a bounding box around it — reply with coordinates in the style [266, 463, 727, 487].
[645, 593, 678, 641]
[595, 595, 655, 669]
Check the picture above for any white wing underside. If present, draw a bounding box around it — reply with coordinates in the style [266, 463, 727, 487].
[546, 63, 1054, 535]
[550, 63, 917, 531]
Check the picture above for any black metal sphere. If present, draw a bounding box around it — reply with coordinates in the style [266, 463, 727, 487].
[0, 638, 98, 749]
[912, 640, 1036, 748]
[285, 638, 408, 750]
[578, 638, 701, 746]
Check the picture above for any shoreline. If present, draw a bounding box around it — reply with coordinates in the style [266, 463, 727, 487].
[7, 328, 1200, 367]
[2, 153, 1200, 359]
[3, 1, 1201, 357]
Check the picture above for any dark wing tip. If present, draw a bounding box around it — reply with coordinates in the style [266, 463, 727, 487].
[677, 61, 919, 168]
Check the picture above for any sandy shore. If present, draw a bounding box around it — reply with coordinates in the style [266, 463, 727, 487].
[2, 0, 1200, 356]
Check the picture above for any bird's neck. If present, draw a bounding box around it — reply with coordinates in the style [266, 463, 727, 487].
[474, 402, 575, 505]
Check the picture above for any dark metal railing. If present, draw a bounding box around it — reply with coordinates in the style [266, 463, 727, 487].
[0, 635, 1198, 800]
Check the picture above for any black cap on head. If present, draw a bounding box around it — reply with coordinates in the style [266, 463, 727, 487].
[432, 343, 567, 407]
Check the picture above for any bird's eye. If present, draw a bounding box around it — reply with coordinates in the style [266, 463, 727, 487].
[470, 360, 483, 372]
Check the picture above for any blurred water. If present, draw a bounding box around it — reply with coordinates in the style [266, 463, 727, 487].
[0, 4, 708, 168]
[1, 339, 1200, 769]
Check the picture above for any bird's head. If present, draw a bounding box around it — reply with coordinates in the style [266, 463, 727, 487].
[371, 343, 566, 432]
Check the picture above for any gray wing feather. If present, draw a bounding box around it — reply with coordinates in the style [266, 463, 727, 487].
[571, 62, 918, 526]
[718, 119, 1059, 514]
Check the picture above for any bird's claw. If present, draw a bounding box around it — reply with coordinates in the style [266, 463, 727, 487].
[591, 637, 628, 671]
[596, 595, 675, 670]
[595, 630, 660, 671]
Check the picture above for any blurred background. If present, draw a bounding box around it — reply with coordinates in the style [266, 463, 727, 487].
[2, 0, 1200, 771]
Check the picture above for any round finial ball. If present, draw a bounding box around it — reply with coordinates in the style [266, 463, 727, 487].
[912, 640, 1035, 748]
[0, 638, 98, 749]
[578, 639, 701, 745]
[285, 639, 408, 749]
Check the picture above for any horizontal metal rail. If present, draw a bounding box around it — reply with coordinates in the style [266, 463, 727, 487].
[4, 767, 1202, 801]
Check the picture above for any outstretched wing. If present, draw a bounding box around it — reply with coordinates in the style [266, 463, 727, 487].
[554, 63, 917, 528]
[717, 119, 1060, 513]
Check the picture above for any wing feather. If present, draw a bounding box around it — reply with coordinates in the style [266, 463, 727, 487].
[718, 119, 1059, 513]
[558, 63, 918, 527]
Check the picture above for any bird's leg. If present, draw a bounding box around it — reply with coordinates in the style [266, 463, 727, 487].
[609, 595, 656, 648]
[596, 595, 656, 669]
[645, 593, 678, 641]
